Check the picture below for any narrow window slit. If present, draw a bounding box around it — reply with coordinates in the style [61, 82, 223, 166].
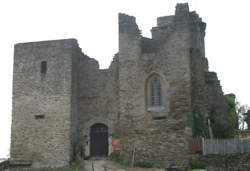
[41, 61, 47, 74]
[35, 115, 45, 119]
[153, 116, 166, 120]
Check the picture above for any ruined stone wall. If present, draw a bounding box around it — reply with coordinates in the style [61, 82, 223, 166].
[10, 39, 79, 168]
[70, 44, 82, 160]
[117, 4, 194, 167]
[187, 7, 230, 137]
[188, 11, 208, 118]
[77, 53, 119, 157]
[205, 72, 230, 121]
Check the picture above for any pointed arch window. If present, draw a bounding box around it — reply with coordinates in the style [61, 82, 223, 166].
[149, 76, 162, 107]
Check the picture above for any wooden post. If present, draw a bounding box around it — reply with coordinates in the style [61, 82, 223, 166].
[131, 144, 136, 168]
[208, 118, 214, 139]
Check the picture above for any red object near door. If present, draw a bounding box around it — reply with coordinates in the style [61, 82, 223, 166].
[113, 139, 120, 151]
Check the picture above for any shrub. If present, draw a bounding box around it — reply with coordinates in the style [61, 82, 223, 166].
[135, 161, 153, 168]
[189, 162, 206, 169]
[108, 151, 130, 166]
[83, 156, 91, 160]
[70, 161, 81, 169]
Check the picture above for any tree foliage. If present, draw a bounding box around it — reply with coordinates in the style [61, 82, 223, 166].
[209, 96, 237, 139]
[211, 119, 235, 139]
[226, 96, 250, 130]
[189, 96, 249, 139]
[211, 96, 249, 138]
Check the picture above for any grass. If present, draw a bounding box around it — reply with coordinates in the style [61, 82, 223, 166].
[189, 162, 206, 170]
[32, 161, 82, 171]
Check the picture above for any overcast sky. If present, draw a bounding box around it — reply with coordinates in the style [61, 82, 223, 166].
[0, 0, 249, 158]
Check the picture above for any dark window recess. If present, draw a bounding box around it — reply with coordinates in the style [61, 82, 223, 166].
[41, 61, 47, 74]
[153, 116, 166, 120]
[35, 115, 45, 119]
[149, 77, 162, 107]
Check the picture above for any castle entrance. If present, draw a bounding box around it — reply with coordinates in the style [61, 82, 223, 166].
[90, 123, 108, 157]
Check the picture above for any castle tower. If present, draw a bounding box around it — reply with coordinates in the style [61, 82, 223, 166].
[10, 39, 79, 168]
[117, 3, 207, 167]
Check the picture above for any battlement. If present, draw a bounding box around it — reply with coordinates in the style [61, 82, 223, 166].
[175, 3, 189, 17]
[156, 3, 204, 28]
[151, 3, 206, 40]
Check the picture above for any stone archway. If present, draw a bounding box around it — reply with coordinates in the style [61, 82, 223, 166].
[90, 123, 108, 157]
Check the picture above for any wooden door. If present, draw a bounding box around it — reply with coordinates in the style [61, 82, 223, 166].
[90, 123, 108, 157]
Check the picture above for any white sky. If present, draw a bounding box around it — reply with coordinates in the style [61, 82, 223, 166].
[0, 0, 249, 158]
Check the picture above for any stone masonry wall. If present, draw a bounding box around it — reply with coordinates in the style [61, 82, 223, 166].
[188, 13, 208, 117]
[77, 53, 119, 157]
[205, 72, 230, 121]
[10, 39, 79, 168]
[117, 4, 194, 167]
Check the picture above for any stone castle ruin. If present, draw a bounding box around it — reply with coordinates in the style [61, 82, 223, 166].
[10, 3, 232, 169]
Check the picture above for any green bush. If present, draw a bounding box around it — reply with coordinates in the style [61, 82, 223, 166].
[108, 151, 121, 162]
[135, 161, 153, 168]
[83, 156, 91, 160]
[70, 161, 81, 169]
[108, 151, 130, 166]
[209, 96, 238, 139]
[212, 119, 235, 139]
[189, 162, 206, 169]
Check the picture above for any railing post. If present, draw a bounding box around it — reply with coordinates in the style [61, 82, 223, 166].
[202, 137, 206, 155]
[241, 139, 243, 153]
[216, 139, 218, 154]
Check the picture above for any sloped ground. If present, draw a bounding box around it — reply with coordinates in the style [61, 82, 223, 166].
[84, 159, 162, 171]
[4, 159, 204, 171]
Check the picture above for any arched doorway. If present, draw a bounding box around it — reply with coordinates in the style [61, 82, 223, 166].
[90, 123, 108, 157]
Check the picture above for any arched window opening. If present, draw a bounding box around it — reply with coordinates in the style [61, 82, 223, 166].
[149, 76, 162, 107]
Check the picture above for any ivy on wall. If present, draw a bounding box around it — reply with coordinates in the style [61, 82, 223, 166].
[188, 111, 209, 138]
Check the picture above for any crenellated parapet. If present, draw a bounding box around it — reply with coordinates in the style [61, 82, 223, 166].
[175, 3, 190, 20]
[152, 3, 206, 40]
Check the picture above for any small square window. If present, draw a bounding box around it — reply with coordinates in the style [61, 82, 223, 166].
[41, 61, 47, 74]
[35, 115, 45, 119]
